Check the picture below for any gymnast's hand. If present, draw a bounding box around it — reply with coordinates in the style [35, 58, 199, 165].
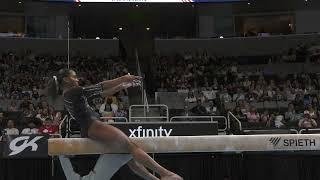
[122, 73, 142, 83]
[121, 80, 142, 89]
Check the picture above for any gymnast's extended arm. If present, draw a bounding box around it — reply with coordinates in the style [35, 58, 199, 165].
[99, 74, 141, 90]
[99, 75, 141, 97]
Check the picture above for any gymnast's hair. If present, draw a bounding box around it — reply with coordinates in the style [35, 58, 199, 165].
[47, 69, 73, 98]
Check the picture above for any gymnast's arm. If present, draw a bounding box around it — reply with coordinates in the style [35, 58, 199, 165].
[100, 74, 141, 90]
[101, 79, 141, 97]
[83, 75, 141, 99]
[100, 83, 127, 97]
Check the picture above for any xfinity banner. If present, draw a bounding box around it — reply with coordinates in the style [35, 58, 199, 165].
[3, 135, 49, 158]
[109, 122, 218, 137]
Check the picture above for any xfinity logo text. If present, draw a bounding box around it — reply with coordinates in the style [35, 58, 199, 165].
[129, 126, 173, 137]
[9, 136, 43, 156]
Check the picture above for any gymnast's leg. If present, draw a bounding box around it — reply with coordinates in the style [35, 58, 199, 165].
[87, 120, 183, 180]
[127, 159, 160, 180]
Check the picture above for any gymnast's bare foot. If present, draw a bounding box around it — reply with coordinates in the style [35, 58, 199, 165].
[161, 173, 183, 180]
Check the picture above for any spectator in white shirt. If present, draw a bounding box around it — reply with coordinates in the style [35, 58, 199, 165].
[197, 91, 208, 103]
[285, 103, 299, 123]
[36, 108, 53, 122]
[206, 101, 219, 115]
[221, 90, 232, 103]
[233, 88, 245, 102]
[274, 112, 285, 128]
[21, 121, 38, 135]
[185, 91, 196, 103]
[99, 97, 118, 117]
[266, 86, 275, 99]
[4, 120, 19, 135]
[286, 88, 296, 101]
[304, 104, 318, 119]
[202, 87, 217, 101]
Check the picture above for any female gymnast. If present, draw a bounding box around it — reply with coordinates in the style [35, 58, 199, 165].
[48, 69, 183, 180]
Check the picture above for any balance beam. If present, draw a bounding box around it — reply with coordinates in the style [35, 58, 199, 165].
[48, 134, 320, 156]
[50, 134, 320, 180]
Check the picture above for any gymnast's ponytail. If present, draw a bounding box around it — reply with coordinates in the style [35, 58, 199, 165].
[47, 69, 71, 99]
[47, 75, 61, 99]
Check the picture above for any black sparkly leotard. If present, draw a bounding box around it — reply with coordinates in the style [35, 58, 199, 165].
[63, 83, 103, 137]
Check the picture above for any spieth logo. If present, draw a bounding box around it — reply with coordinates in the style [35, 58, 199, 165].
[129, 126, 172, 137]
[9, 136, 43, 156]
[269, 137, 316, 147]
[269, 137, 282, 147]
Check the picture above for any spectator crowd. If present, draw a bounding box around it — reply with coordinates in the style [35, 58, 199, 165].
[0, 51, 130, 138]
[1, 43, 320, 137]
[150, 47, 320, 129]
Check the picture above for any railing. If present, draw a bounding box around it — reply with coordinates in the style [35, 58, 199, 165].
[227, 111, 300, 134]
[299, 128, 320, 134]
[227, 111, 242, 131]
[170, 115, 228, 132]
[58, 115, 68, 137]
[62, 109, 314, 136]
[100, 116, 128, 122]
[290, 129, 299, 134]
[243, 129, 299, 134]
[129, 104, 169, 122]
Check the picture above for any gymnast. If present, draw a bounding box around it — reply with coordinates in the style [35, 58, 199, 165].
[48, 69, 183, 180]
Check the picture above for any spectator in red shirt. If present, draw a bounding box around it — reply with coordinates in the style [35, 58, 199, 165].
[38, 118, 58, 135]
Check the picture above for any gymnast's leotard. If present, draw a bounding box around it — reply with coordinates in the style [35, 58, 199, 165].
[63, 83, 103, 137]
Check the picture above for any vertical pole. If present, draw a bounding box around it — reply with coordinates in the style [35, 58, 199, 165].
[67, 20, 70, 69]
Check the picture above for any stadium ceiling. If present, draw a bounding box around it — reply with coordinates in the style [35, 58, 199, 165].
[0, 0, 320, 14]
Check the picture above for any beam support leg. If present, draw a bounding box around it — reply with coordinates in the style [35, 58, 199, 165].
[59, 154, 133, 180]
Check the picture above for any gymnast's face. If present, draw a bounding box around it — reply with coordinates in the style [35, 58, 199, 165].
[64, 70, 79, 87]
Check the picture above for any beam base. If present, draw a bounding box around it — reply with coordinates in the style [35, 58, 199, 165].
[59, 154, 132, 180]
